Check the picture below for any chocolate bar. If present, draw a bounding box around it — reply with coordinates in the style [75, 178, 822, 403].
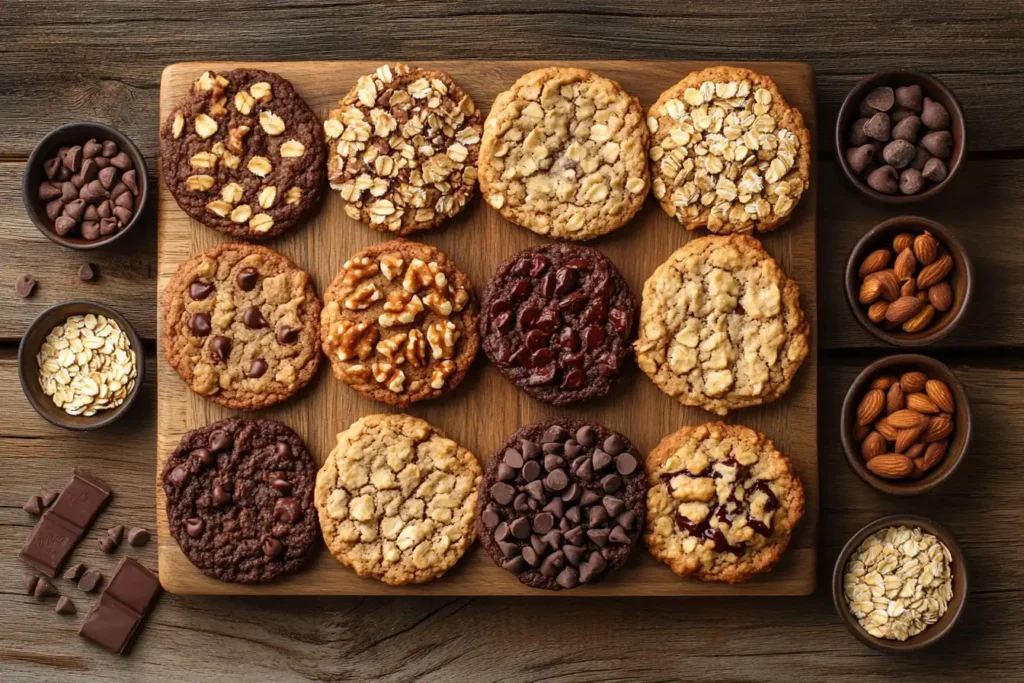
[80, 557, 161, 655]
[19, 469, 111, 577]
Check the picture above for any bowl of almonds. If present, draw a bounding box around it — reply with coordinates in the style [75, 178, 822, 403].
[844, 216, 973, 346]
[841, 354, 971, 495]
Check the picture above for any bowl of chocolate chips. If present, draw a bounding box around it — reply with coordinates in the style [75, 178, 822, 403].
[23, 122, 148, 249]
[836, 70, 965, 203]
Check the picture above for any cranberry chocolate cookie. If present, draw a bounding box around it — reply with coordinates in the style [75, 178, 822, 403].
[649, 66, 810, 234]
[161, 69, 325, 240]
[634, 235, 808, 415]
[162, 243, 322, 410]
[315, 414, 481, 585]
[479, 67, 650, 240]
[320, 240, 478, 407]
[645, 422, 804, 583]
[479, 244, 637, 405]
[477, 420, 646, 590]
[162, 417, 318, 583]
[325, 63, 483, 235]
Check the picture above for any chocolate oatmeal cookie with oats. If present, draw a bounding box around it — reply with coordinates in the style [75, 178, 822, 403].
[161, 68, 325, 240]
[645, 422, 804, 583]
[478, 67, 650, 241]
[325, 63, 483, 235]
[162, 243, 322, 410]
[634, 234, 808, 415]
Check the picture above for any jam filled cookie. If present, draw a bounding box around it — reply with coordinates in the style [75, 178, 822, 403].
[325, 63, 483, 235]
[645, 422, 804, 583]
[162, 243, 322, 410]
[479, 67, 650, 240]
[161, 68, 325, 240]
[315, 414, 481, 585]
[634, 234, 808, 415]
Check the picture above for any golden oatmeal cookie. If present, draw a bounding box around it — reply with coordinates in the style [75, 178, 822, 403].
[315, 414, 482, 584]
[320, 240, 478, 407]
[325, 63, 483, 235]
[634, 234, 808, 415]
[648, 66, 811, 234]
[162, 243, 322, 410]
[478, 67, 650, 240]
[645, 422, 805, 583]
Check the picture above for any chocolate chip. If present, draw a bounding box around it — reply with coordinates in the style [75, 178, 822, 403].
[581, 489, 601, 507]
[522, 460, 541, 482]
[575, 425, 597, 448]
[617, 511, 637, 530]
[891, 115, 921, 142]
[862, 112, 891, 142]
[64, 563, 85, 581]
[865, 86, 895, 112]
[45, 198, 64, 221]
[63, 145, 83, 172]
[23, 573, 38, 595]
[122, 169, 139, 195]
[492, 521, 510, 543]
[191, 448, 214, 468]
[866, 165, 899, 194]
[270, 477, 292, 495]
[210, 431, 232, 452]
[184, 518, 205, 538]
[482, 508, 500, 529]
[556, 567, 579, 589]
[600, 474, 622, 493]
[273, 497, 301, 524]
[110, 152, 132, 171]
[43, 157, 62, 179]
[189, 313, 211, 336]
[83, 139, 103, 159]
[543, 453, 564, 472]
[922, 157, 948, 182]
[276, 327, 299, 344]
[237, 268, 259, 291]
[503, 556, 526, 573]
[261, 536, 283, 558]
[503, 448, 524, 468]
[532, 512, 555, 535]
[243, 307, 268, 329]
[15, 274, 37, 299]
[108, 525, 124, 545]
[166, 465, 187, 487]
[79, 569, 103, 593]
[513, 492, 530, 511]
[22, 495, 43, 515]
[34, 577, 58, 599]
[615, 453, 638, 476]
[545, 469, 568, 491]
[896, 85, 923, 112]
[849, 118, 870, 146]
[524, 479, 545, 501]
[490, 482, 515, 505]
[211, 336, 232, 363]
[587, 528, 610, 547]
[38, 182, 61, 201]
[53, 596, 76, 615]
[920, 130, 952, 159]
[542, 497, 564, 518]
[592, 449, 612, 471]
[98, 536, 117, 553]
[496, 463, 516, 481]
[510, 517, 531, 539]
[539, 551, 565, 577]
[498, 541, 519, 559]
[543, 425, 569, 443]
[563, 544, 585, 566]
[602, 496, 625, 517]
[78, 263, 97, 282]
[101, 140, 118, 158]
[575, 457, 593, 481]
[248, 359, 268, 378]
[212, 484, 231, 506]
[521, 546, 539, 567]
[564, 525, 585, 546]
[127, 527, 150, 547]
[561, 483, 580, 503]
[82, 220, 102, 240]
[844, 145, 874, 175]
[921, 97, 950, 129]
[608, 526, 631, 544]
[899, 168, 924, 195]
[882, 139, 916, 169]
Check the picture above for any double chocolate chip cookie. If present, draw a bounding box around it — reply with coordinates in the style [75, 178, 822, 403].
[477, 420, 646, 590]
[480, 244, 637, 405]
[162, 418, 318, 583]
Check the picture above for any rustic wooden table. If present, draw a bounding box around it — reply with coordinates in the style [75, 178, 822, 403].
[2, 2, 1021, 681]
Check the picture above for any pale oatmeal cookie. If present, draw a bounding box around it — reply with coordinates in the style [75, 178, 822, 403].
[648, 66, 811, 234]
[634, 234, 809, 415]
[325, 63, 483, 235]
[320, 239, 478, 407]
[645, 422, 804, 583]
[162, 243, 322, 410]
[315, 414, 482, 584]
[478, 67, 650, 240]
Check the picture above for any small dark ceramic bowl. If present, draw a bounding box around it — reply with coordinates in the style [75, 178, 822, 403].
[833, 514, 968, 652]
[18, 301, 144, 431]
[844, 216, 972, 346]
[835, 70, 966, 203]
[841, 353, 971, 496]
[23, 122, 149, 250]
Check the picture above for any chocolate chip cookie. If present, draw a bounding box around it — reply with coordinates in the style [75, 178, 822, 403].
[325, 63, 483, 235]
[644, 422, 804, 583]
[479, 244, 637, 405]
[161, 68, 325, 240]
[162, 243, 322, 410]
[634, 235, 808, 415]
[477, 420, 646, 590]
[315, 414, 481, 585]
[648, 66, 811, 234]
[320, 240, 478, 407]
[162, 417, 318, 583]
[479, 67, 650, 240]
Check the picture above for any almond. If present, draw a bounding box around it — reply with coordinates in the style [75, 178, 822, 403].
[866, 453, 914, 479]
[922, 414, 954, 442]
[856, 389, 885, 426]
[900, 278, 917, 297]
[867, 269, 901, 302]
[886, 382, 905, 414]
[885, 296, 922, 323]
[905, 442, 926, 459]
[854, 423, 871, 442]
[925, 379, 955, 413]
[894, 248, 917, 280]
[889, 408, 926, 429]
[859, 249, 891, 278]
[874, 418, 899, 441]
[861, 431, 887, 462]
[913, 231, 939, 265]
[870, 375, 897, 391]
[893, 233, 915, 253]
[900, 371, 928, 393]
[858, 278, 882, 305]
[908, 457, 928, 480]
[895, 423, 925, 453]
[917, 290, 930, 304]
[907, 392, 940, 414]
[917, 254, 953, 289]
[867, 301, 889, 323]
[902, 304, 935, 333]
[921, 440, 948, 470]
[928, 282, 953, 312]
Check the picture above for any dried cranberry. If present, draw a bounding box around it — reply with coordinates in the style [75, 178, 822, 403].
[582, 300, 607, 324]
[530, 348, 553, 367]
[524, 329, 549, 352]
[511, 279, 531, 298]
[493, 310, 512, 333]
[562, 369, 586, 389]
[529, 254, 550, 277]
[519, 305, 540, 330]
[608, 307, 631, 333]
[528, 363, 557, 385]
[554, 267, 578, 296]
[554, 327, 579, 351]
[558, 293, 588, 313]
[535, 310, 561, 333]
[583, 325, 605, 349]
[564, 258, 593, 272]
[540, 272, 556, 297]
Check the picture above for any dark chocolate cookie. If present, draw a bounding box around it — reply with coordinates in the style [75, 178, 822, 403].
[162, 417, 318, 583]
[476, 419, 646, 590]
[479, 245, 637, 405]
[160, 68, 325, 240]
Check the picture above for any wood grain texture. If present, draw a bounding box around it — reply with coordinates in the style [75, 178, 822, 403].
[156, 60, 818, 596]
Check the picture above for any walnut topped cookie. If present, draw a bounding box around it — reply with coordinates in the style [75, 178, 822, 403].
[162, 243, 322, 410]
[161, 68, 325, 240]
[320, 240, 478, 407]
[315, 414, 482, 585]
[645, 422, 804, 583]
[634, 235, 808, 415]
[649, 66, 810, 234]
[325, 64, 483, 235]
[479, 67, 650, 241]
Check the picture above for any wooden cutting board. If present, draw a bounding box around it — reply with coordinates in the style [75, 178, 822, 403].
[157, 60, 818, 596]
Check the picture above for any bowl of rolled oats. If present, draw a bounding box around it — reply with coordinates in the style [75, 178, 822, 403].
[18, 301, 143, 430]
[832, 515, 967, 652]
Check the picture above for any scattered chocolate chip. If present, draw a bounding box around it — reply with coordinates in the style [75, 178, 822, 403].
[64, 563, 86, 581]
[15, 274, 37, 299]
[23, 573, 39, 595]
[34, 576, 58, 599]
[55, 596, 76, 615]
[78, 262, 97, 282]
[107, 525, 124, 545]
[78, 569, 102, 593]
[99, 535, 118, 553]
[23, 494, 44, 516]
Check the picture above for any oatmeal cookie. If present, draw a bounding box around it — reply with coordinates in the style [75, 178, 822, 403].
[645, 422, 804, 583]
[648, 66, 811, 234]
[634, 234, 808, 415]
[478, 67, 649, 240]
[162, 417, 318, 583]
[160, 68, 325, 240]
[162, 243, 322, 410]
[315, 414, 481, 584]
[320, 240, 478, 407]
[325, 63, 482, 235]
